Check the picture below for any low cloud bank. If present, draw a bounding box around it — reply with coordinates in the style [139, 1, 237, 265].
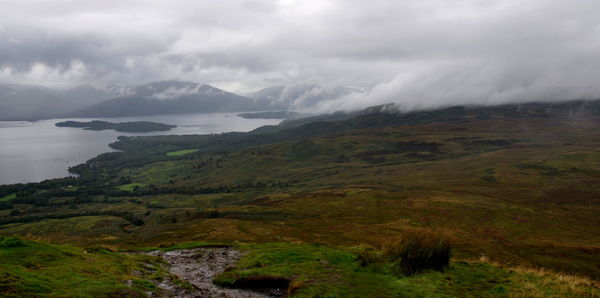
[1, 0, 600, 111]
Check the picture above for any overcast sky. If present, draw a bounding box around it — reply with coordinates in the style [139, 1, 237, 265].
[1, 0, 600, 111]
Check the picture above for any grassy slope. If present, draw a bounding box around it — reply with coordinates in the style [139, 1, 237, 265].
[166, 149, 199, 156]
[7, 117, 594, 277]
[1, 237, 595, 297]
[0, 194, 16, 202]
[1, 110, 600, 295]
[215, 243, 597, 297]
[118, 183, 146, 191]
[0, 236, 169, 297]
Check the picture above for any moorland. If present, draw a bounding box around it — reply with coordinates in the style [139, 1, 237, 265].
[1, 101, 599, 297]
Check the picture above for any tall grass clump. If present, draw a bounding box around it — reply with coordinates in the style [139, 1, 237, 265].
[386, 230, 452, 276]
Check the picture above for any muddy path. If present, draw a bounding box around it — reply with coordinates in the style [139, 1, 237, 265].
[145, 247, 286, 297]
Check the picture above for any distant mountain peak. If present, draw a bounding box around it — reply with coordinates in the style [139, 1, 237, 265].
[0, 80, 263, 120]
[144, 82, 227, 101]
[71, 80, 258, 117]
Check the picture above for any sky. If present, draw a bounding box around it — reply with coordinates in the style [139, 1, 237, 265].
[1, 0, 600, 111]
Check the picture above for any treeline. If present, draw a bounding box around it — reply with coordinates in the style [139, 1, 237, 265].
[117, 181, 292, 197]
[1, 177, 83, 209]
[6, 180, 292, 208]
[0, 177, 80, 197]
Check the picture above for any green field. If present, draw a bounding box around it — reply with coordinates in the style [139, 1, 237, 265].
[1, 102, 600, 296]
[166, 149, 199, 156]
[0, 194, 16, 202]
[117, 183, 146, 191]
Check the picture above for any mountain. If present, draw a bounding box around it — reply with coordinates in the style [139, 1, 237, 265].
[72, 81, 259, 117]
[248, 84, 360, 110]
[0, 86, 71, 120]
[0, 84, 116, 121]
[0, 81, 263, 120]
[53, 85, 117, 107]
[248, 99, 600, 136]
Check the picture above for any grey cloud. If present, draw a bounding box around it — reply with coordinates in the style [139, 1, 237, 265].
[1, 0, 600, 110]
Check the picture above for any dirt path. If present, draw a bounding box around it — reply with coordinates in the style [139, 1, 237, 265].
[146, 247, 284, 297]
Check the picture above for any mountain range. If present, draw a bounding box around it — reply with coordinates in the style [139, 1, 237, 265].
[0, 81, 357, 121]
[0, 84, 114, 121]
[72, 81, 258, 118]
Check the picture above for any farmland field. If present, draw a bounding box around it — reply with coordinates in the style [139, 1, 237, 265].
[166, 149, 199, 156]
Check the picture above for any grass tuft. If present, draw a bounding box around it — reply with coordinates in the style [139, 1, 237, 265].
[385, 230, 452, 276]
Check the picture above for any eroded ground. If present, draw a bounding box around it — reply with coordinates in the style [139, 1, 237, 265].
[146, 247, 285, 297]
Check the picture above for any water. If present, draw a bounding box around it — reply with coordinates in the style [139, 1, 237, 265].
[0, 113, 282, 185]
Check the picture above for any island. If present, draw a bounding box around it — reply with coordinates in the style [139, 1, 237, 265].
[237, 111, 307, 119]
[55, 120, 176, 132]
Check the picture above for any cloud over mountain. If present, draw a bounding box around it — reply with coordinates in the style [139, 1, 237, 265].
[1, 0, 600, 112]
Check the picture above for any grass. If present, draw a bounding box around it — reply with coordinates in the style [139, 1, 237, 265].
[117, 183, 145, 191]
[213, 242, 598, 297]
[395, 260, 599, 297]
[2, 236, 593, 297]
[166, 149, 199, 156]
[0, 194, 16, 202]
[385, 230, 452, 276]
[0, 236, 169, 297]
[214, 242, 401, 297]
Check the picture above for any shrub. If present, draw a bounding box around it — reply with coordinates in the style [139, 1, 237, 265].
[386, 230, 452, 276]
[0, 237, 28, 248]
[0, 202, 12, 210]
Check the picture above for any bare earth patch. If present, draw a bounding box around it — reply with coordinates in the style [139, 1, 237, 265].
[147, 247, 285, 297]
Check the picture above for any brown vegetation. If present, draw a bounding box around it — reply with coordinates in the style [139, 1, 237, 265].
[385, 230, 453, 276]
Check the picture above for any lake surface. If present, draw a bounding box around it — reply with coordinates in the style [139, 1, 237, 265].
[0, 113, 282, 185]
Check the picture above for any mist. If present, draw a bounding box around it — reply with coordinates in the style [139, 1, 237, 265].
[1, 0, 600, 112]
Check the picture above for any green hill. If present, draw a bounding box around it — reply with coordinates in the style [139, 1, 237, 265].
[1, 101, 600, 296]
[0, 236, 170, 297]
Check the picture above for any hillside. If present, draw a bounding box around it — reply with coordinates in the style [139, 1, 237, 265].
[0, 236, 173, 296]
[0, 237, 595, 297]
[1, 100, 600, 296]
[0, 86, 79, 121]
[0, 84, 116, 121]
[248, 84, 359, 111]
[72, 81, 261, 117]
[0, 81, 268, 121]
